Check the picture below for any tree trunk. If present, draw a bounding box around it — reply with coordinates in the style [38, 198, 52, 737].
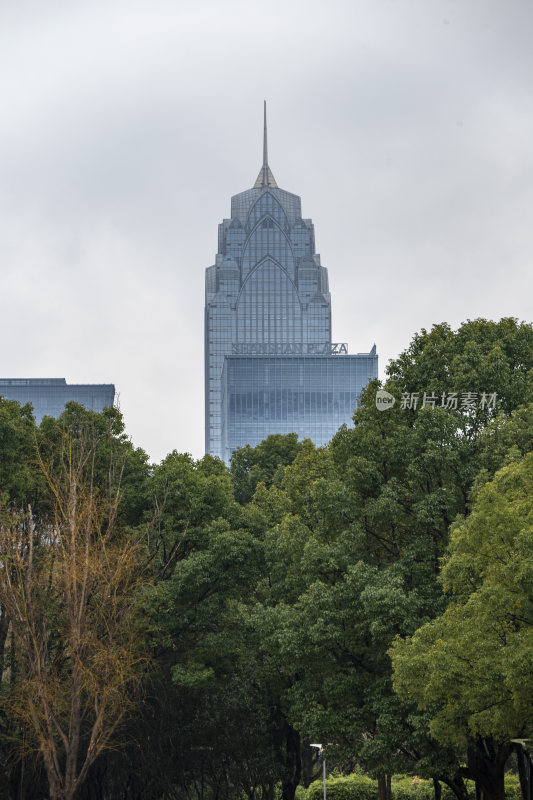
[515, 744, 533, 800]
[433, 778, 442, 800]
[0, 606, 9, 684]
[377, 774, 392, 800]
[280, 717, 301, 800]
[467, 738, 510, 800]
[301, 738, 315, 789]
[439, 774, 470, 800]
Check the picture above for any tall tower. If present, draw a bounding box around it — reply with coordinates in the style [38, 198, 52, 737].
[205, 106, 377, 461]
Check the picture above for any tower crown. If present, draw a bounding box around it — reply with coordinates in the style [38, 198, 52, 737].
[253, 101, 278, 188]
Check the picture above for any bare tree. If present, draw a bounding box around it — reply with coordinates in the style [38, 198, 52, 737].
[0, 425, 148, 800]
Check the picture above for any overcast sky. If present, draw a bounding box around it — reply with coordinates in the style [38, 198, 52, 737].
[1, 0, 532, 463]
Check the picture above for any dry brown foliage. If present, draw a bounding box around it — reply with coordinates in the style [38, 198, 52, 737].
[0, 427, 149, 800]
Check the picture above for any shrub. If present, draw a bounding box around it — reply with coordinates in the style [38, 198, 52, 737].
[306, 773, 376, 800]
[306, 771, 520, 800]
[390, 776, 434, 800]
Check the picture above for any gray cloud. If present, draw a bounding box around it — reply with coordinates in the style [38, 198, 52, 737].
[1, 0, 532, 461]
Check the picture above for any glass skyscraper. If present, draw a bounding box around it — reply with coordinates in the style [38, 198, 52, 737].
[205, 105, 377, 462]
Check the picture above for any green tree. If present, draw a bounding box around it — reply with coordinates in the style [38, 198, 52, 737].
[230, 433, 305, 504]
[258, 319, 533, 798]
[478, 403, 533, 479]
[0, 396, 37, 507]
[392, 451, 533, 800]
[145, 450, 235, 580]
[387, 317, 533, 421]
[0, 397, 41, 796]
[258, 403, 472, 799]
[102, 450, 285, 800]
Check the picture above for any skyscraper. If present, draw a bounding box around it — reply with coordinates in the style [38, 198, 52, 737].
[205, 105, 377, 462]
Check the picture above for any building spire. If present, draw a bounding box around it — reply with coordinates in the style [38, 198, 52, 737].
[254, 100, 278, 188]
[263, 99, 269, 169]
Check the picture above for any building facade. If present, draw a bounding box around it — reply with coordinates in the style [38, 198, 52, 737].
[205, 105, 377, 461]
[220, 352, 377, 463]
[0, 378, 115, 423]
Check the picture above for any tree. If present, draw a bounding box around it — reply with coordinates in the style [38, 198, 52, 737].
[37, 402, 150, 527]
[0, 397, 42, 796]
[256, 319, 533, 798]
[145, 450, 236, 580]
[102, 450, 286, 800]
[391, 451, 533, 800]
[257, 408, 472, 799]
[0, 414, 149, 800]
[230, 433, 305, 504]
[387, 317, 533, 419]
[0, 396, 37, 508]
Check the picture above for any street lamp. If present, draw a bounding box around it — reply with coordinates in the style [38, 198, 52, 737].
[310, 744, 326, 800]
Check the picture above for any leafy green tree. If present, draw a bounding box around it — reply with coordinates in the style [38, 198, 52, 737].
[0, 396, 37, 507]
[145, 450, 236, 580]
[144, 514, 282, 799]
[101, 450, 286, 800]
[392, 451, 533, 800]
[387, 317, 533, 420]
[257, 404, 472, 799]
[230, 433, 305, 504]
[478, 403, 533, 479]
[0, 398, 41, 796]
[257, 319, 533, 798]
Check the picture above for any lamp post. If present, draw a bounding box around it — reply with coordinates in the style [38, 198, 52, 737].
[310, 744, 326, 800]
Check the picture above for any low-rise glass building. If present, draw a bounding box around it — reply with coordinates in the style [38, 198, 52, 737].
[0, 378, 115, 423]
